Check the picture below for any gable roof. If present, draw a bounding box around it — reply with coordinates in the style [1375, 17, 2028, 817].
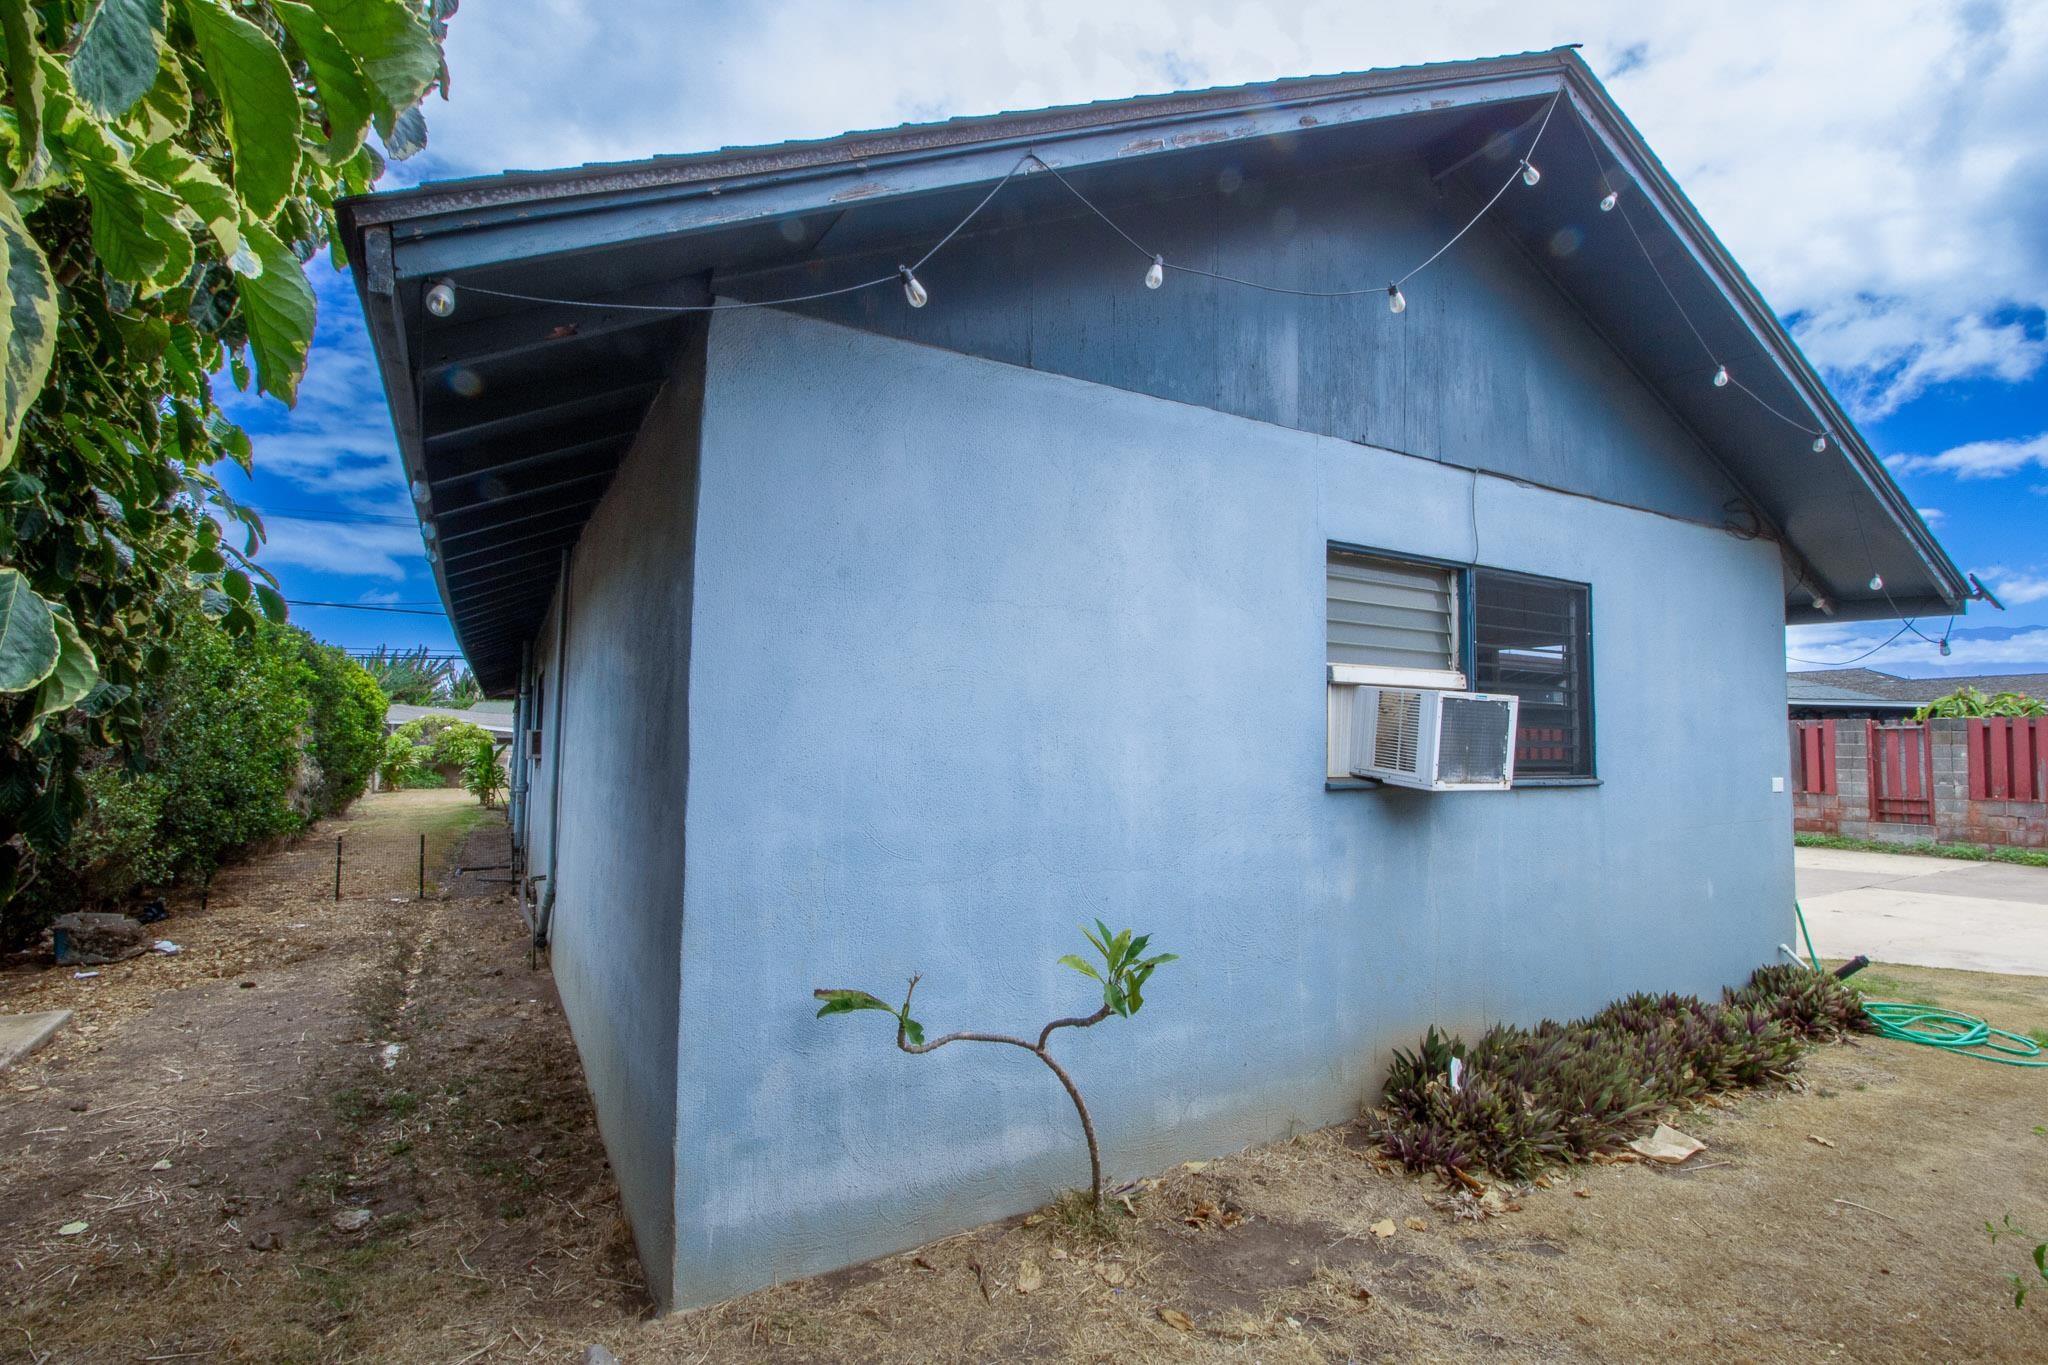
[340, 47, 1967, 693]
[1787, 670, 2048, 706]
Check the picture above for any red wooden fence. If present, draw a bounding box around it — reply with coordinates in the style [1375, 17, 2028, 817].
[1968, 717, 2048, 802]
[1790, 719, 1836, 795]
[1868, 721, 1935, 825]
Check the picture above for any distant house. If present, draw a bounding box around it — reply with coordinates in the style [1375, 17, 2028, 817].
[1788, 669, 2048, 716]
[342, 50, 1966, 1308]
[1786, 674, 1917, 720]
[382, 700, 517, 743]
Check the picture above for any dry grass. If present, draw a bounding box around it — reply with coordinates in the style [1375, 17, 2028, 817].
[5, 813, 2045, 1365]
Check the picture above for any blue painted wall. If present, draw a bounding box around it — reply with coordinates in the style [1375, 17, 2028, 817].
[661, 304, 1793, 1306]
[764, 151, 1740, 528]
[533, 324, 705, 1299]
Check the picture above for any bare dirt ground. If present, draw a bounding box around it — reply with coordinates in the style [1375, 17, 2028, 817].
[4, 808, 2045, 1362]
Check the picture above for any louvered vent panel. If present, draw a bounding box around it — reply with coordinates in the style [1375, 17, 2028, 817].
[1372, 689, 1423, 775]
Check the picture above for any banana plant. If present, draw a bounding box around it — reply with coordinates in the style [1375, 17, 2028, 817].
[814, 922, 1176, 1209]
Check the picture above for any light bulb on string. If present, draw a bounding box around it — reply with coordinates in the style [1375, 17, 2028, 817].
[1712, 365, 1729, 388]
[1145, 256, 1164, 290]
[1599, 189, 1618, 212]
[410, 480, 430, 505]
[1387, 283, 1406, 314]
[1939, 638, 1952, 657]
[1811, 594, 1833, 615]
[1868, 574, 1884, 592]
[898, 266, 927, 308]
[1812, 434, 1828, 453]
[1520, 160, 1541, 187]
[425, 280, 457, 318]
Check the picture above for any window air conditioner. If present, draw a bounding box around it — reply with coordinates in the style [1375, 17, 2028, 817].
[1348, 686, 1519, 791]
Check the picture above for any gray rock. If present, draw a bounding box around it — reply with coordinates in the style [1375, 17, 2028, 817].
[582, 1348, 621, 1365]
[330, 1207, 373, 1234]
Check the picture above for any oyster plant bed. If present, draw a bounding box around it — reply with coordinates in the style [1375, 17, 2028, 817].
[1373, 964, 1874, 1179]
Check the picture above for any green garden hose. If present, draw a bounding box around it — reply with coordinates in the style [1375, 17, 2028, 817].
[1793, 901, 2048, 1068]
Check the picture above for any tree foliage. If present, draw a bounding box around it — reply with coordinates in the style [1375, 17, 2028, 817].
[8, 602, 386, 940]
[458, 728, 499, 805]
[0, 1, 453, 912]
[357, 643, 456, 704]
[295, 629, 384, 810]
[1912, 686, 2046, 721]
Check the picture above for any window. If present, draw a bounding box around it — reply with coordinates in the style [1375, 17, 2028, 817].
[1324, 548, 1595, 784]
[1472, 569, 1593, 779]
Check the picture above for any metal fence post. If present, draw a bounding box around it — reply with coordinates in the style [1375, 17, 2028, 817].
[419, 833, 426, 900]
[334, 836, 342, 902]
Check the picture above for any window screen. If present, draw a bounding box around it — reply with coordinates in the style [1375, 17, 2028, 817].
[1326, 551, 1458, 672]
[1472, 569, 1593, 778]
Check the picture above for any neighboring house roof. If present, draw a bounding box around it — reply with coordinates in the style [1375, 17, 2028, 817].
[1787, 670, 2048, 707]
[385, 703, 517, 739]
[340, 47, 1967, 692]
[1785, 674, 1916, 713]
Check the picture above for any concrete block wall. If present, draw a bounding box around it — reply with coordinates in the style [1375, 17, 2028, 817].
[1793, 718, 2048, 847]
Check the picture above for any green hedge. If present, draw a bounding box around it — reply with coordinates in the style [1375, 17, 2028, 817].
[4, 612, 388, 944]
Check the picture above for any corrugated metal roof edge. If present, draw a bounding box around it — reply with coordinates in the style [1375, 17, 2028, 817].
[338, 48, 1571, 233]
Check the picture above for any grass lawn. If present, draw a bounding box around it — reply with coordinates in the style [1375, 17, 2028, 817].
[1796, 831, 2048, 869]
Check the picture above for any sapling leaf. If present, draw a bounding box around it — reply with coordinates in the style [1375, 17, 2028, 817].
[813, 989, 895, 1019]
[1057, 954, 1103, 982]
[901, 1017, 925, 1046]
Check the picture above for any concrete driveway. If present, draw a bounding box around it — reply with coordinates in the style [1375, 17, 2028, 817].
[1795, 846, 2048, 976]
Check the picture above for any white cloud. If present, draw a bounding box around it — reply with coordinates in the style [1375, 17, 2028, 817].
[257, 518, 425, 580]
[1916, 506, 1945, 525]
[1787, 621, 2048, 671]
[1890, 431, 2048, 479]
[1983, 571, 2048, 606]
[406, 1, 2048, 422]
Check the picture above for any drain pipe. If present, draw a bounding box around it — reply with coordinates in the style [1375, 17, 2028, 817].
[510, 639, 531, 850]
[534, 549, 571, 949]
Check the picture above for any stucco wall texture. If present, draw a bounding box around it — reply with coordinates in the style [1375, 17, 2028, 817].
[639, 305, 1794, 1307]
[537, 325, 705, 1295]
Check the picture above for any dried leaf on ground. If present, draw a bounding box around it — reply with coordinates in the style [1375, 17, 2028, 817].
[1158, 1307, 1194, 1332]
[1370, 1218, 1396, 1238]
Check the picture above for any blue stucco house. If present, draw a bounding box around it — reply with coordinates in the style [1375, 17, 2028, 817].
[341, 48, 1966, 1309]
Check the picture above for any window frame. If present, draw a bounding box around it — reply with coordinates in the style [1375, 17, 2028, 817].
[1324, 542, 1596, 787]
[1469, 566, 1597, 782]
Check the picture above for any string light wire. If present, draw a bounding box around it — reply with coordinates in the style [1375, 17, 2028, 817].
[429, 83, 1956, 655]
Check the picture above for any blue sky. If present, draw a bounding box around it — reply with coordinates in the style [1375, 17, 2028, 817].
[221, 0, 2048, 679]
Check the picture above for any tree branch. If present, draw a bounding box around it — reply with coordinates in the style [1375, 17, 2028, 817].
[1037, 1005, 1112, 1051]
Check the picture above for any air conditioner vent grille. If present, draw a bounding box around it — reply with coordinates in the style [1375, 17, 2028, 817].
[1372, 689, 1423, 775]
[1436, 695, 1515, 785]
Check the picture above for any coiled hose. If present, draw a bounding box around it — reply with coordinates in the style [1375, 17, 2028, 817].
[1794, 901, 2048, 1068]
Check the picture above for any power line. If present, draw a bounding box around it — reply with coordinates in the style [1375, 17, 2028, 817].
[286, 599, 446, 615]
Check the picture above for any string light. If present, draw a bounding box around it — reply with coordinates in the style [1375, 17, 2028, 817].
[410, 480, 429, 505]
[898, 266, 928, 308]
[1868, 574, 1884, 592]
[430, 85, 1913, 608]
[1810, 594, 1834, 615]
